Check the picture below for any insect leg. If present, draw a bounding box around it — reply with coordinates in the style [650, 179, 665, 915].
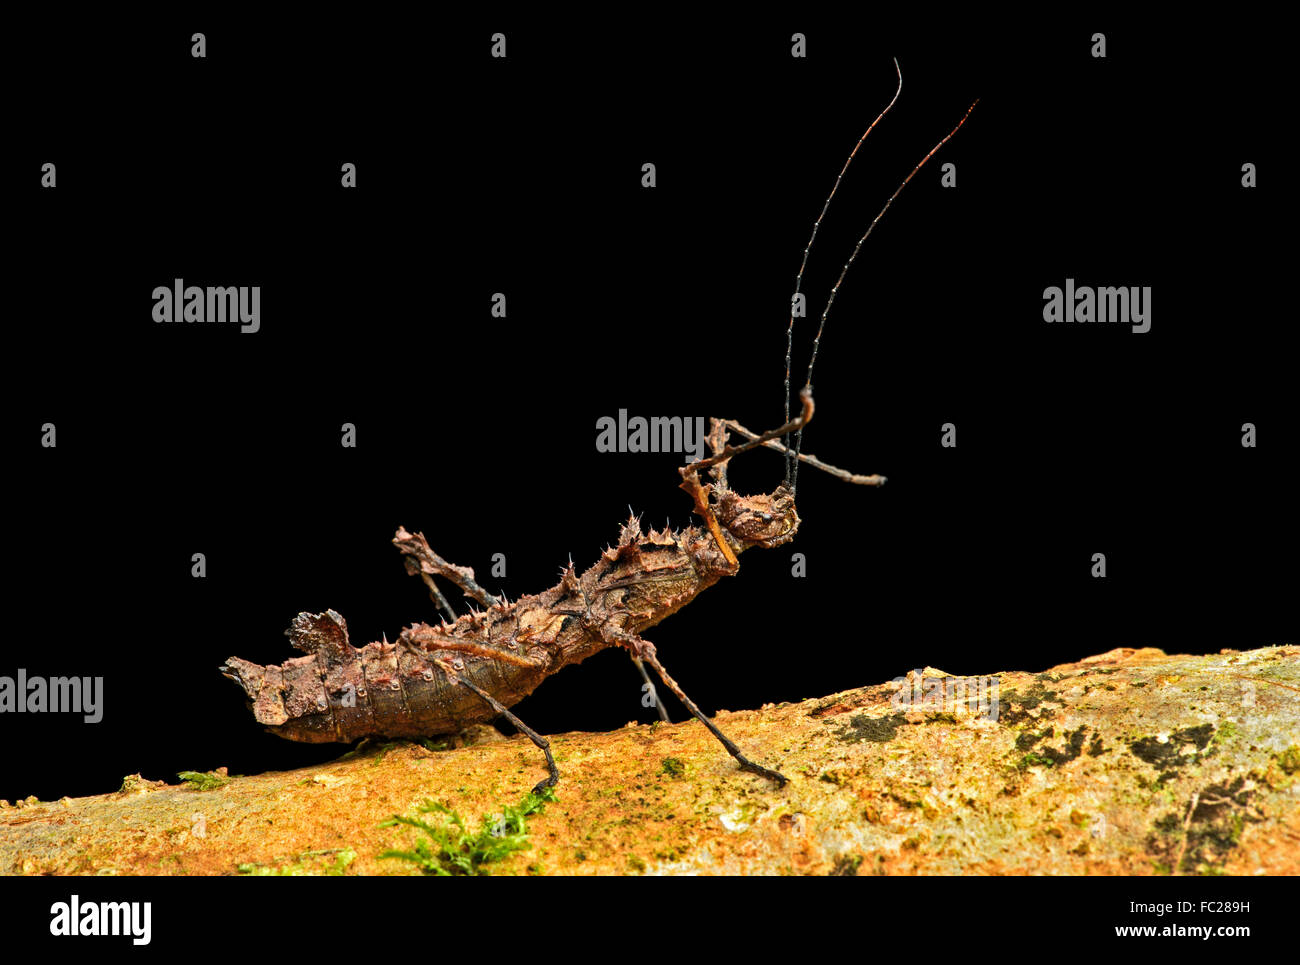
[720, 418, 886, 486]
[393, 527, 501, 618]
[571, 559, 671, 723]
[414, 569, 458, 623]
[632, 656, 671, 723]
[401, 627, 547, 669]
[702, 419, 730, 491]
[677, 392, 814, 566]
[683, 387, 814, 478]
[600, 626, 788, 787]
[678, 469, 739, 568]
[435, 657, 560, 795]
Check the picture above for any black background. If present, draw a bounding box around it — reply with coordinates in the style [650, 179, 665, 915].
[7, 12, 1293, 820]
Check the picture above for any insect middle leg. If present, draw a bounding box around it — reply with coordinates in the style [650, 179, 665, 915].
[632, 656, 671, 723]
[575, 558, 670, 724]
[398, 526, 671, 723]
[600, 625, 788, 787]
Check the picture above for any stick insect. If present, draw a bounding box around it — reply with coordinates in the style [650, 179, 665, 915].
[222, 62, 977, 792]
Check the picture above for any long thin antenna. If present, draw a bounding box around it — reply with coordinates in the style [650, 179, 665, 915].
[790, 97, 979, 492]
[783, 58, 902, 487]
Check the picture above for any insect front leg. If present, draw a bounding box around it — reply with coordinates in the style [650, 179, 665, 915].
[393, 527, 501, 617]
[599, 625, 788, 787]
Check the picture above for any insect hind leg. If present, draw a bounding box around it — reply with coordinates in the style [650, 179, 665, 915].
[600, 625, 787, 787]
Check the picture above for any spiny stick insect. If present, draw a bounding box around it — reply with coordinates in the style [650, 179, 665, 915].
[222, 62, 977, 792]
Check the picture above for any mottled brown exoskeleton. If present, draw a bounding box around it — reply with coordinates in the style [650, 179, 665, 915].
[222, 63, 976, 792]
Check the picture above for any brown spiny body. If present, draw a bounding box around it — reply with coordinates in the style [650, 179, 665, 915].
[223, 75, 973, 783]
[221, 481, 798, 743]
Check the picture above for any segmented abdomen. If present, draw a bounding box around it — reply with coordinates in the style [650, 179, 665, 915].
[220, 610, 550, 743]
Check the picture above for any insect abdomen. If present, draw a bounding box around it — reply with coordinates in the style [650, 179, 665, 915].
[221, 610, 549, 742]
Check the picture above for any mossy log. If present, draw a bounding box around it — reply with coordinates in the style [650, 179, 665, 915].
[3, 645, 1297, 875]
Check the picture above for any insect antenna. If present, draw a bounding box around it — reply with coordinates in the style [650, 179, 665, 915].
[789, 94, 979, 494]
[783, 58, 902, 487]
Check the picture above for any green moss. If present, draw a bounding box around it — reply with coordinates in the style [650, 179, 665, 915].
[1129, 724, 1215, 772]
[336, 737, 371, 761]
[117, 775, 155, 794]
[924, 712, 957, 724]
[1210, 721, 1240, 747]
[627, 856, 647, 873]
[1010, 725, 1089, 766]
[1021, 682, 1059, 706]
[378, 786, 558, 876]
[1015, 751, 1054, 770]
[660, 757, 687, 779]
[837, 713, 907, 743]
[1275, 746, 1300, 775]
[177, 770, 229, 791]
[831, 853, 863, 876]
[997, 682, 1061, 725]
[1040, 726, 1089, 765]
[1147, 776, 1259, 875]
[370, 741, 404, 766]
[238, 848, 356, 876]
[1015, 726, 1053, 751]
[1153, 812, 1182, 834]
